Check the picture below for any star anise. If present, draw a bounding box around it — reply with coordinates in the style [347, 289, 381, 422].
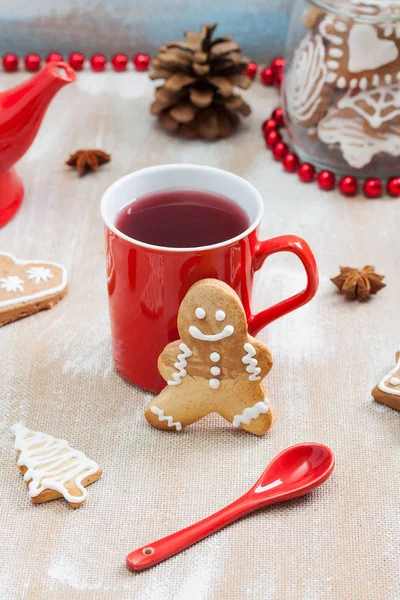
[331, 266, 385, 302]
[66, 149, 111, 176]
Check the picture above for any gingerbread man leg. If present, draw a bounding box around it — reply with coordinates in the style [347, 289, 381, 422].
[216, 382, 276, 436]
[145, 383, 209, 432]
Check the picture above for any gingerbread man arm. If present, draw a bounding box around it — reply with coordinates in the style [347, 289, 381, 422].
[157, 340, 193, 384]
[245, 336, 273, 380]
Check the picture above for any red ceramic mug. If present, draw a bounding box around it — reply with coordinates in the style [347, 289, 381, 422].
[100, 164, 318, 393]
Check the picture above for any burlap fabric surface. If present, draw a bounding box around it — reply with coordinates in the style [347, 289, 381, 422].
[0, 70, 399, 600]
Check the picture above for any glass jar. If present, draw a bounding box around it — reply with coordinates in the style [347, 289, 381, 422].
[283, 0, 400, 179]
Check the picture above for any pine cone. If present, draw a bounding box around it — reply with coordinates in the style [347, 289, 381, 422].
[150, 24, 252, 140]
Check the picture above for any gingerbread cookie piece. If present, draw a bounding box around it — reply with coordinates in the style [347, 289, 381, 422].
[11, 423, 102, 508]
[372, 351, 400, 412]
[337, 83, 400, 130]
[145, 279, 275, 436]
[0, 252, 67, 327]
[286, 33, 333, 126]
[318, 15, 400, 90]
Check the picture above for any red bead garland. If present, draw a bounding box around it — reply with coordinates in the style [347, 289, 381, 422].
[245, 62, 257, 79]
[90, 54, 107, 72]
[260, 67, 275, 86]
[317, 170, 335, 191]
[298, 163, 315, 183]
[112, 53, 128, 71]
[339, 176, 358, 197]
[2, 53, 19, 72]
[272, 141, 288, 160]
[363, 178, 382, 198]
[271, 107, 284, 128]
[387, 177, 400, 197]
[262, 118, 279, 135]
[47, 52, 63, 63]
[25, 54, 41, 72]
[69, 52, 85, 70]
[282, 153, 299, 172]
[133, 53, 150, 71]
[265, 130, 281, 148]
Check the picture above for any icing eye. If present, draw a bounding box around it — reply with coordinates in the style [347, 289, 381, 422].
[195, 307, 206, 319]
[215, 310, 226, 322]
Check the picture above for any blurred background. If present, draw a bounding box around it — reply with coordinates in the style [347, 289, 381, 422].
[0, 0, 291, 62]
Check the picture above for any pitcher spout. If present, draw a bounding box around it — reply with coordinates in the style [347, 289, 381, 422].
[0, 61, 76, 172]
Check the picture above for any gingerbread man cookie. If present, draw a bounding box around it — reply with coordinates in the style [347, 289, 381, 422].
[145, 279, 275, 436]
[372, 350, 400, 412]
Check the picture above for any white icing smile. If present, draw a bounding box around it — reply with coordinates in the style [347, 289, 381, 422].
[188, 324, 234, 342]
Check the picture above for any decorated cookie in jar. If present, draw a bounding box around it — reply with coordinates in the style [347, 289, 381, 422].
[284, 0, 400, 178]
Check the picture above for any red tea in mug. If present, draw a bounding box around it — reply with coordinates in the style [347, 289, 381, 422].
[115, 188, 250, 248]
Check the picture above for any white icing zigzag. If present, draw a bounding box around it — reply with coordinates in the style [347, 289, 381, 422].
[167, 343, 192, 386]
[338, 84, 400, 129]
[150, 406, 182, 431]
[11, 423, 99, 504]
[232, 399, 269, 428]
[242, 343, 261, 381]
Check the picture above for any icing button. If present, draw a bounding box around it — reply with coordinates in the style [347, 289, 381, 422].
[209, 378, 220, 390]
[210, 366, 221, 376]
[210, 352, 220, 362]
[389, 376, 400, 386]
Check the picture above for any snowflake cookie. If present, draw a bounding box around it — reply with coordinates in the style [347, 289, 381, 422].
[0, 252, 67, 327]
[372, 351, 400, 412]
[145, 279, 275, 436]
[11, 423, 102, 508]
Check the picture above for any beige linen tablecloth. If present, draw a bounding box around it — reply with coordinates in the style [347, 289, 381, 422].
[0, 69, 399, 600]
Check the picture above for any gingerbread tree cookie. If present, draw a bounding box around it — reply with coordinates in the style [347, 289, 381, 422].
[11, 423, 102, 508]
[372, 351, 400, 412]
[145, 279, 275, 436]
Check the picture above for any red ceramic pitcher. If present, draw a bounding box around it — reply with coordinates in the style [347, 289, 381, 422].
[101, 165, 319, 393]
[0, 61, 76, 228]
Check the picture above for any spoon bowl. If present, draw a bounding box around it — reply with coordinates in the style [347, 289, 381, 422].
[127, 442, 335, 571]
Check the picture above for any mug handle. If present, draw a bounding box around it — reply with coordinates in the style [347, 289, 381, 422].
[247, 235, 319, 337]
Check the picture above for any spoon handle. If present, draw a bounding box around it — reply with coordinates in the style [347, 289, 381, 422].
[126, 497, 252, 571]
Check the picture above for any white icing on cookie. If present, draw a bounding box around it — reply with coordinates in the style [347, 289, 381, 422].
[11, 423, 99, 503]
[189, 325, 234, 342]
[0, 276, 24, 293]
[210, 352, 220, 362]
[209, 378, 220, 390]
[287, 33, 328, 123]
[210, 366, 221, 376]
[195, 307, 206, 319]
[319, 17, 343, 45]
[378, 353, 400, 397]
[0, 252, 67, 309]
[26, 266, 54, 284]
[150, 406, 182, 431]
[242, 343, 262, 381]
[215, 310, 226, 322]
[167, 343, 192, 386]
[337, 84, 400, 129]
[318, 107, 400, 168]
[348, 24, 398, 73]
[232, 399, 269, 428]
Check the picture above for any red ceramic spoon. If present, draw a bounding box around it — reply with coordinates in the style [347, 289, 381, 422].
[126, 442, 335, 571]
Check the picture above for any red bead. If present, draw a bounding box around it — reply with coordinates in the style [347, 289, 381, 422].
[265, 130, 282, 148]
[339, 175, 358, 196]
[24, 54, 41, 72]
[271, 57, 285, 73]
[90, 54, 107, 72]
[2, 53, 19, 72]
[363, 178, 382, 198]
[271, 107, 284, 128]
[260, 67, 275, 85]
[245, 62, 257, 79]
[275, 70, 284, 88]
[272, 142, 288, 161]
[133, 53, 150, 71]
[317, 170, 335, 191]
[387, 176, 400, 197]
[282, 153, 299, 172]
[298, 163, 315, 183]
[46, 52, 63, 63]
[69, 52, 85, 70]
[112, 53, 128, 71]
[262, 118, 279, 134]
